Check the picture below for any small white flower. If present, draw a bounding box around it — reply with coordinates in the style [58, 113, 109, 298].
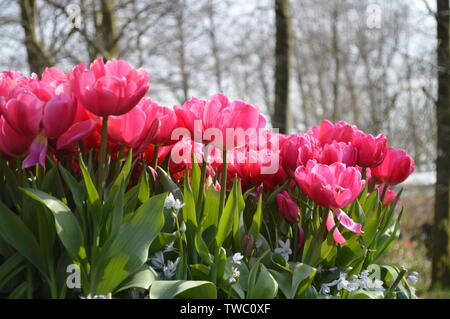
[320, 284, 331, 295]
[357, 269, 384, 291]
[228, 266, 240, 283]
[407, 272, 419, 285]
[149, 251, 165, 270]
[336, 273, 358, 292]
[180, 221, 186, 233]
[232, 253, 244, 265]
[81, 293, 112, 299]
[370, 279, 384, 291]
[163, 257, 180, 279]
[328, 267, 337, 272]
[316, 265, 323, 273]
[164, 193, 185, 211]
[274, 239, 292, 261]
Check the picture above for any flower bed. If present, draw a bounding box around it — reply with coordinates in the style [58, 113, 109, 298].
[0, 57, 416, 299]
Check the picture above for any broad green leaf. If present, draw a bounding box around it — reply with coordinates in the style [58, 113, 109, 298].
[79, 158, 101, 223]
[149, 280, 217, 299]
[190, 264, 211, 281]
[248, 194, 263, 244]
[108, 181, 125, 238]
[292, 263, 317, 298]
[190, 160, 201, 203]
[216, 179, 239, 247]
[246, 250, 269, 297]
[138, 168, 150, 204]
[232, 181, 246, 250]
[269, 270, 292, 298]
[58, 164, 85, 215]
[115, 265, 158, 293]
[91, 193, 166, 295]
[183, 177, 198, 264]
[104, 151, 133, 215]
[7, 282, 29, 299]
[21, 188, 85, 263]
[247, 264, 278, 299]
[0, 201, 49, 281]
[0, 253, 25, 290]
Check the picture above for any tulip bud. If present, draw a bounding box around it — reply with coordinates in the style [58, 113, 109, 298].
[276, 191, 300, 223]
[242, 234, 255, 257]
[371, 147, 414, 185]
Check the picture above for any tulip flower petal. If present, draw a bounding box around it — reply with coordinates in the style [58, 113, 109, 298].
[23, 134, 48, 168]
[334, 209, 364, 234]
[56, 118, 99, 150]
[326, 211, 346, 244]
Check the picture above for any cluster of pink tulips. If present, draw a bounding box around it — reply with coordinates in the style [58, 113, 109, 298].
[0, 57, 414, 241]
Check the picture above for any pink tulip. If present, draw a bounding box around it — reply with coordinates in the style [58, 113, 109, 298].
[296, 226, 305, 252]
[228, 148, 277, 185]
[0, 117, 34, 157]
[263, 165, 289, 191]
[294, 159, 365, 208]
[310, 120, 357, 146]
[73, 57, 149, 116]
[276, 191, 300, 223]
[139, 98, 178, 146]
[43, 92, 77, 139]
[1, 87, 44, 136]
[374, 184, 398, 207]
[318, 141, 358, 167]
[169, 137, 222, 179]
[108, 105, 148, 147]
[352, 131, 387, 168]
[0, 76, 92, 167]
[174, 94, 266, 149]
[280, 133, 318, 174]
[371, 147, 414, 184]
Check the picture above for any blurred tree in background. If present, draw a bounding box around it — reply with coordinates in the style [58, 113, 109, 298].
[0, 0, 449, 293]
[433, 0, 450, 290]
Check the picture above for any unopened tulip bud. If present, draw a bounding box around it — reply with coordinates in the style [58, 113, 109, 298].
[276, 191, 300, 223]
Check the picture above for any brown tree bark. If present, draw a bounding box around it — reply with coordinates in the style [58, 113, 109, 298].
[19, 0, 54, 74]
[432, 0, 450, 289]
[273, 0, 291, 134]
[95, 0, 120, 59]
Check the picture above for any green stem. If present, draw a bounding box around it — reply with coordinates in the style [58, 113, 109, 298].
[174, 213, 186, 279]
[152, 144, 160, 168]
[388, 267, 407, 294]
[97, 116, 109, 197]
[196, 144, 209, 217]
[218, 148, 227, 218]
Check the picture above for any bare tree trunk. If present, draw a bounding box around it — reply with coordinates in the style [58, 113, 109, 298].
[207, 0, 223, 92]
[19, 0, 54, 74]
[176, 0, 189, 102]
[432, 0, 450, 290]
[95, 0, 119, 59]
[273, 0, 291, 133]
